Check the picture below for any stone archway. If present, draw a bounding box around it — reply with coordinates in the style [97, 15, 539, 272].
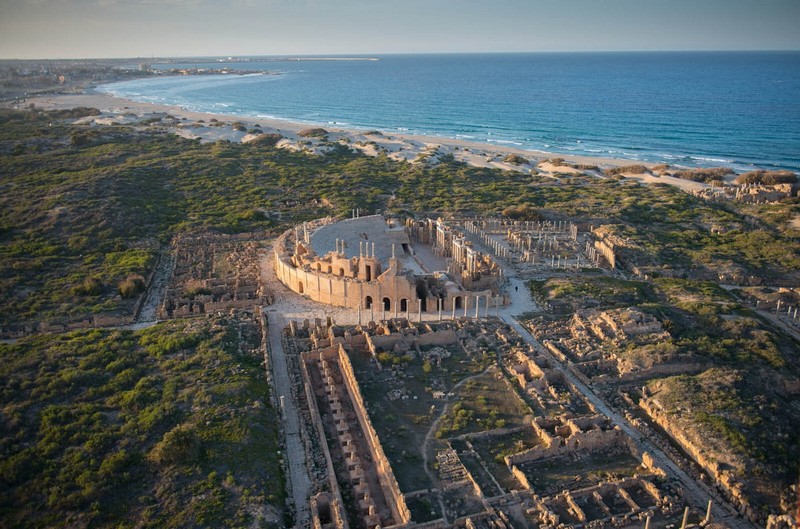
[400, 298, 408, 312]
[382, 297, 391, 311]
[365, 296, 373, 309]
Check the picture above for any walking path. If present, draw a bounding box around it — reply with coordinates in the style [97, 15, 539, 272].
[136, 249, 175, 323]
[420, 365, 495, 523]
[265, 310, 311, 526]
[258, 240, 754, 529]
[499, 313, 753, 529]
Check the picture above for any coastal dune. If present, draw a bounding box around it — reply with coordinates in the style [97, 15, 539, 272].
[25, 91, 714, 194]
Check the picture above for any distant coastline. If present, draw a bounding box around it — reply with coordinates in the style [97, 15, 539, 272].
[4, 53, 798, 172]
[153, 56, 380, 64]
[21, 89, 786, 202]
[93, 52, 800, 172]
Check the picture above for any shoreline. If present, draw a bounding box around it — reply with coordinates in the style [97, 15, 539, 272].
[90, 84, 670, 169]
[19, 90, 723, 193]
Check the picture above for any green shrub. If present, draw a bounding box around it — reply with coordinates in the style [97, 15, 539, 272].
[118, 274, 146, 298]
[149, 424, 200, 466]
[298, 127, 328, 138]
[503, 154, 529, 165]
[72, 276, 103, 296]
[605, 164, 649, 176]
[735, 170, 797, 185]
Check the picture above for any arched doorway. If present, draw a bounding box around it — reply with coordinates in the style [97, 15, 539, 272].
[365, 296, 373, 309]
[415, 279, 428, 312]
[339, 268, 345, 276]
[454, 296, 462, 310]
[382, 297, 391, 311]
[400, 298, 408, 312]
[298, 281, 304, 294]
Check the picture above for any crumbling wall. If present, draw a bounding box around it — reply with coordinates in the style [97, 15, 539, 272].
[335, 345, 412, 524]
[417, 328, 459, 347]
[639, 396, 758, 522]
[506, 421, 629, 467]
[159, 233, 270, 319]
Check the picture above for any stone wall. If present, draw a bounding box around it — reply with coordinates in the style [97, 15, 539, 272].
[159, 232, 269, 320]
[505, 424, 630, 467]
[300, 353, 350, 529]
[276, 241, 493, 316]
[335, 345, 412, 525]
[638, 396, 759, 523]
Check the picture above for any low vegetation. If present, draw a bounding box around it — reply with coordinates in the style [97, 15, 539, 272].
[529, 276, 654, 312]
[646, 367, 799, 510]
[503, 153, 528, 165]
[527, 274, 800, 512]
[297, 127, 328, 138]
[671, 166, 732, 182]
[0, 313, 284, 528]
[604, 164, 649, 176]
[735, 170, 797, 185]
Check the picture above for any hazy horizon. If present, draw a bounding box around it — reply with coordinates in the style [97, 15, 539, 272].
[3, 49, 800, 62]
[1, 0, 799, 60]
[3, 50, 800, 63]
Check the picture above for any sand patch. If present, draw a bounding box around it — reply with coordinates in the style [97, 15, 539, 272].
[623, 172, 709, 192]
[20, 91, 737, 195]
[538, 162, 585, 176]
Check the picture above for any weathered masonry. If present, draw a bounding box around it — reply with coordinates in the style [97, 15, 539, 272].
[274, 215, 498, 315]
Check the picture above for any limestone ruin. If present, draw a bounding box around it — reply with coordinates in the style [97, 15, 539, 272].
[283, 317, 680, 529]
[274, 215, 499, 317]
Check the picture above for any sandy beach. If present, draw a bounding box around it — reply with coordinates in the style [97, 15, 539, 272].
[22, 91, 712, 193]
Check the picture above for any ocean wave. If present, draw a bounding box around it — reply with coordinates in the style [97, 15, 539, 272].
[93, 53, 800, 172]
[691, 156, 733, 164]
[487, 139, 524, 146]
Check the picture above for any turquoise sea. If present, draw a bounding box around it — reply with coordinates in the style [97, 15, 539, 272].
[99, 52, 800, 171]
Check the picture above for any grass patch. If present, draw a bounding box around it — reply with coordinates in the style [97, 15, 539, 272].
[0, 312, 284, 528]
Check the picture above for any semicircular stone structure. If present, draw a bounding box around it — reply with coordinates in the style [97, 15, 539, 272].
[273, 215, 499, 316]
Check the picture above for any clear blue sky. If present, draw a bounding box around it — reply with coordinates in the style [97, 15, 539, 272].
[1, 0, 798, 59]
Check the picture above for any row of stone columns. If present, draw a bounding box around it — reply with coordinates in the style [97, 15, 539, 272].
[355, 293, 500, 324]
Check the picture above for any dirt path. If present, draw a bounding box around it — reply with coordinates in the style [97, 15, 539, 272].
[420, 365, 494, 523]
[136, 250, 175, 323]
